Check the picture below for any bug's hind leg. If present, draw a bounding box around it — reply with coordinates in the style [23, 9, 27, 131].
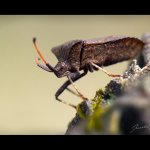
[90, 62, 122, 77]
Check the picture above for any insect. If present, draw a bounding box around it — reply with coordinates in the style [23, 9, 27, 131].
[33, 36, 144, 109]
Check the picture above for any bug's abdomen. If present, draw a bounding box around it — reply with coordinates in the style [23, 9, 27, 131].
[80, 38, 144, 68]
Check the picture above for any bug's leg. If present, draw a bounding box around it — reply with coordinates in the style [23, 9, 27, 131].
[66, 87, 80, 97]
[90, 62, 122, 77]
[87, 63, 94, 72]
[65, 71, 88, 97]
[55, 70, 88, 108]
[56, 97, 77, 109]
[56, 72, 82, 98]
[67, 73, 88, 101]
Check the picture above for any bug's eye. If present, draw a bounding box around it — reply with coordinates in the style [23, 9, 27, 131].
[59, 66, 66, 72]
[59, 67, 64, 71]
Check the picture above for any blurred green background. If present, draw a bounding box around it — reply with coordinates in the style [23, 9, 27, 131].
[0, 15, 150, 134]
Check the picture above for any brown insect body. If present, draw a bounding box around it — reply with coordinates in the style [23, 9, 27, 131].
[51, 36, 144, 75]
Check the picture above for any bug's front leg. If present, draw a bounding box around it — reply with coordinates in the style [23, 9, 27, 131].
[55, 70, 88, 109]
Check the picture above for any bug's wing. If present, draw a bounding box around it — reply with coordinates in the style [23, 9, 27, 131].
[84, 35, 128, 45]
[82, 36, 144, 67]
[51, 40, 82, 61]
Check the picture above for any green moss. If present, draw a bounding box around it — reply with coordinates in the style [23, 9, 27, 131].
[104, 91, 117, 102]
[90, 89, 104, 110]
[74, 89, 107, 133]
[76, 104, 87, 119]
[76, 88, 119, 133]
[86, 107, 105, 132]
[76, 89, 104, 120]
[84, 88, 118, 133]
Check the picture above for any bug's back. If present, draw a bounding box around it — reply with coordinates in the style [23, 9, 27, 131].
[80, 36, 144, 68]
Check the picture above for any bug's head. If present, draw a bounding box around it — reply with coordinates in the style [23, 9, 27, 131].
[54, 61, 71, 78]
[33, 38, 72, 78]
[51, 39, 82, 78]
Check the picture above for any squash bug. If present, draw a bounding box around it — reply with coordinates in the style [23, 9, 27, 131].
[33, 36, 144, 109]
